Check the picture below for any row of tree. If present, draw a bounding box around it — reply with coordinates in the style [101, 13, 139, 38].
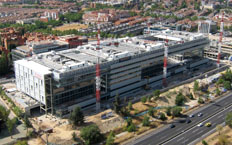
[0, 52, 11, 77]
[0, 104, 32, 138]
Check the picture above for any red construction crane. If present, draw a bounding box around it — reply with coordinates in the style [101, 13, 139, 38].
[217, 11, 224, 68]
[96, 13, 101, 112]
[163, 37, 168, 87]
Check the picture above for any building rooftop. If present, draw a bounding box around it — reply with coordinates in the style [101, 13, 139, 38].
[19, 30, 206, 74]
[16, 40, 68, 53]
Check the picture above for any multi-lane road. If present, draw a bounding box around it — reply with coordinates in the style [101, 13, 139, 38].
[126, 92, 232, 145]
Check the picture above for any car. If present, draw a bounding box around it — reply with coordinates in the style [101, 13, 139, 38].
[197, 123, 203, 127]
[170, 124, 175, 128]
[186, 119, 191, 124]
[189, 114, 194, 118]
[205, 122, 211, 127]
[198, 113, 203, 117]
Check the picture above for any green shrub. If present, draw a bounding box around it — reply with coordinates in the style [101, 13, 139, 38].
[141, 96, 147, 104]
[175, 93, 185, 106]
[159, 112, 167, 121]
[171, 107, 182, 117]
[198, 97, 204, 104]
[166, 107, 172, 116]
[142, 116, 150, 127]
[127, 123, 136, 132]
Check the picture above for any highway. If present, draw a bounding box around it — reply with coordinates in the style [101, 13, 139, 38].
[165, 103, 232, 145]
[126, 93, 232, 145]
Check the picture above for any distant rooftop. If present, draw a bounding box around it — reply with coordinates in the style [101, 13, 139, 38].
[17, 40, 68, 53]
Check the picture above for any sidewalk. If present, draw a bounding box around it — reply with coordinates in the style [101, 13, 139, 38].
[0, 124, 27, 145]
[0, 97, 27, 145]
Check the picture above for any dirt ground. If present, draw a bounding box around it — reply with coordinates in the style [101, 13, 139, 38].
[29, 115, 78, 145]
[53, 23, 88, 31]
[196, 126, 232, 145]
[1, 83, 16, 89]
[86, 109, 125, 133]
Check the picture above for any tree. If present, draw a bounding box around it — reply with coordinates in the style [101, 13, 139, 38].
[225, 112, 232, 128]
[216, 87, 221, 96]
[153, 90, 160, 100]
[128, 101, 133, 111]
[216, 125, 223, 135]
[141, 96, 147, 104]
[6, 118, 17, 138]
[171, 107, 182, 117]
[217, 78, 224, 86]
[224, 81, 231, 90]
[0, 52, 9, 76]
[159, 112, 167, 121]
[166, 107, 172, 116]
[24, 115, 32, 134]
[72, 132, 78, 142]
[142, 116, 150, 127]
[202, 140, 208, 145]
[69, 106, 84, 127]
[175, 93, 185, 106]
[188, 93, 194, 100]
[198, 97, 205, 104]
[148, 107, 155, 117]
[224, 69, 232, 82]
[0, 105, 10, 130]
[127, 123, 136, 132]
[80, 124, 103, 145]
[106, 131, 115, 145]
[113, 94, 121, 113]
[120, 107, 129, 117]
[194, 80, 199, 92]
[218, 134, 230, 145]
[126, 117, 132, 127]
[148, 95, 153, 102]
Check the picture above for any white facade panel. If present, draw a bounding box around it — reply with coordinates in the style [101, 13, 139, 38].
[14, 60, 51, 105]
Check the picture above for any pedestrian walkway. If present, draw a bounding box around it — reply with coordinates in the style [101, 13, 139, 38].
[0, 124, 27, 145]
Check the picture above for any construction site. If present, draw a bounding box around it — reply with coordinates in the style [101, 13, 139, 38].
[13, 29, 210, 116]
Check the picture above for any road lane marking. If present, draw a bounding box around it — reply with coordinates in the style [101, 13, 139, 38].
[217, 114, 224, 119]
[160, 136, 166, 140]
[192, 128, 199, 133]
[182, 138, 189, 144]
[176, 127, 183, 131]
[196, 130, 204, 135]
[177, 137, 184, 142]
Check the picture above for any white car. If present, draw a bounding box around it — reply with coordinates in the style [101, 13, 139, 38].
[198, 113, 203, 117]
[197, 123, 203, 127]
[189, 114, 194, 118]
